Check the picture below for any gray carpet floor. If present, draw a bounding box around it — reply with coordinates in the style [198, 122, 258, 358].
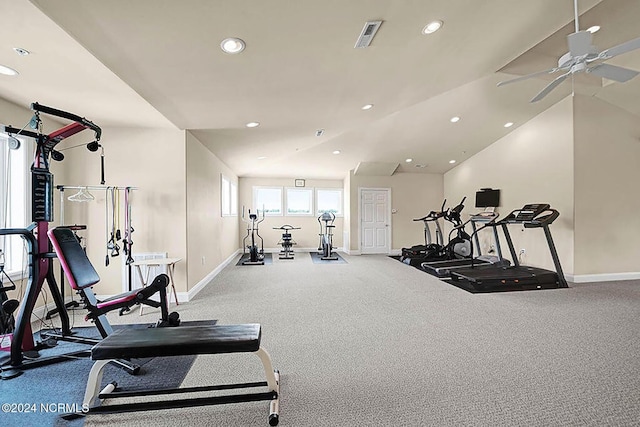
[28, 252, 640, 426]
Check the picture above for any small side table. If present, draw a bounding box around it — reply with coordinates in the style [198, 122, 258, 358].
[131, 257, 181, 315]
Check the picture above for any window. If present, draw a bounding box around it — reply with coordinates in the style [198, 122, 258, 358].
[253, 187, 282, 216]
[285, 188, 313, 216]
[0, 133, 31, 274]
[316, 188, 343, 215]
[220, 175, 238, 216]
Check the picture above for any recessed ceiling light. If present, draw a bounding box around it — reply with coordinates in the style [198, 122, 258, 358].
[220, 37, 246, 54]
[422, 20, 443, 35]
[332, 150, 341, 155]
[362, 104, 374, 110]
[13, 47, 30, 56]
[0, 64, 18, 76]
[449, 160, 456, 164]
[504, 122, 514, 128]
[257, 156, 266, 160]
[246, 122, 260, 128]
[450, 116, 460, 123]
[586, 25, 600, 34]
[405, 158, 413, 163]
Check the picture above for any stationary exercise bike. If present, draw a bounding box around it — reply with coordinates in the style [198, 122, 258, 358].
[317, 212, 338, 261]
[273, 225, 300, 260]
[242, 208, 265, 265]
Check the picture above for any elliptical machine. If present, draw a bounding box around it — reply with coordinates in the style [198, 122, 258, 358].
[317, 212, 338, 260]
[400, 199, 447, 267]
[442, 197, 472, 260]
[241, 207, 265, 265]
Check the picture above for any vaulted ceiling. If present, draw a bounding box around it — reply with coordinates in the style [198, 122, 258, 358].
[1, 0, 639, 179]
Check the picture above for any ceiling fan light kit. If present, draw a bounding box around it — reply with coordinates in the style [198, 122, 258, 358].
[498, 0, 640, 102]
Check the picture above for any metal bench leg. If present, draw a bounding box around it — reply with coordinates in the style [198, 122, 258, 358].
[255, 347, 280, 425]
[83, 359, 111, 408]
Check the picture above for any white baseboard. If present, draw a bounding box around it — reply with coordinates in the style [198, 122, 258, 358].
[344, 249, 401, 256]
[566, 272, 640, 283]
[94, 249, 243, 303]
[30, 296, 79, 331]
[186, 249, 242, 301]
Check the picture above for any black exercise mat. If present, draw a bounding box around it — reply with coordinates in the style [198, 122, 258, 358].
[236, 252, 273, 266]
[1, 320, 216, 427]
[389, 255, 424, 271]
[309, 251, 347, 264]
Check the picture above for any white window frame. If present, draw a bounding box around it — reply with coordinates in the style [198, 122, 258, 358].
[0, 133, 32, 276]
[253, 186, 283, 216]
[285, 187, 314, 216]
[220, 174, 238, 217]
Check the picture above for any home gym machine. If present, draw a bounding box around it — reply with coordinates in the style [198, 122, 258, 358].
[317, 211, 338, 260]
[242, 207, 265, 265]
[273, 225, 300, 260]
[0, 103, 178, 379]
[449, 203, 568, 292]
[0, 102, 104, 379]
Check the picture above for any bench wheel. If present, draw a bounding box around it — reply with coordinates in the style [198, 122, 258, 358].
[269, 413, 279, 426]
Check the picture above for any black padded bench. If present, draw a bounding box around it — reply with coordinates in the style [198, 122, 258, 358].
[81, 324, 280, 426]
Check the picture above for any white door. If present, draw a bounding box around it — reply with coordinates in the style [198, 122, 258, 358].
[360, 189, 390, 254]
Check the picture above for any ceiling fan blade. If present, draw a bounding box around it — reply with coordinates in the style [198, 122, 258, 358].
[600, 36, 640, 59]
[567, 31, 593, 57]
[588, 63, 639, 82]
[497, 67, 560, 87]
[530, 72, 570, 103]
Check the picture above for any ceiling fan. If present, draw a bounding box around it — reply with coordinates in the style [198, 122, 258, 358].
[498, 0, 640, 102]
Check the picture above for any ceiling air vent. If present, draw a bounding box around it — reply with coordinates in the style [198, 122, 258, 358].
[354, 20, 383, 48]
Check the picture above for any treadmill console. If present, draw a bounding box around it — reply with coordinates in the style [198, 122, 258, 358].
[501, 203, 551, 223]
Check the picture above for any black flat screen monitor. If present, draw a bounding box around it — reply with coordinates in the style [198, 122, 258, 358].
[475, 188, 500, 208]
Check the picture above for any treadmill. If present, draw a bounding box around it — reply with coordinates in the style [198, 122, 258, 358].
[449, 203, 568, 292]
[421, 189, 510, 278]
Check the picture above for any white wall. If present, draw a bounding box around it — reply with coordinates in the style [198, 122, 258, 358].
[444, 96, 575, 274]
[348, 171, 444, 252]
[186, 131, 239, 289]
[53, 126, 187, 295]
[573, 95, 640, 276]
[238, 177, 344, 251]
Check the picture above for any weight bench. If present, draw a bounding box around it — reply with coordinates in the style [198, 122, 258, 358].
[48, 227, 180, 338]
[78, 323, 281, 426]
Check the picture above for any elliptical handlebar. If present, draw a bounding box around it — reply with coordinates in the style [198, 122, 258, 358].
[445, 196, 466, 226]
[242, 206, 265, 224]
[318, 211, 336, 225]
[412, 199, 448, 221]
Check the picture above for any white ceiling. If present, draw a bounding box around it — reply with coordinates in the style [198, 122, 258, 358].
[1, 0, 639, 179]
